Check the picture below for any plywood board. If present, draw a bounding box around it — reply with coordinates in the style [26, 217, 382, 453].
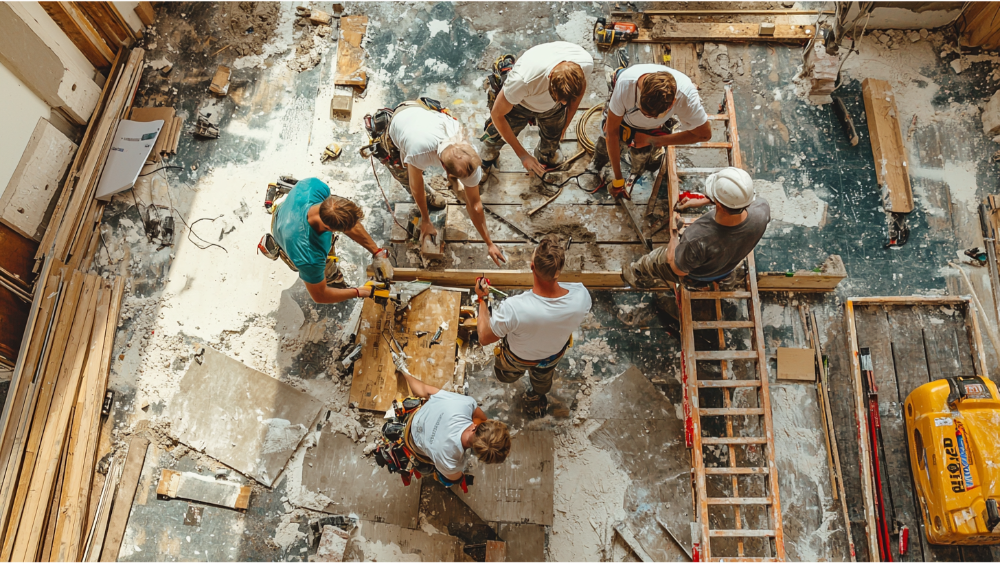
[640, 22, 816, 43]
[349, 289, 461, 412]
[346, 521, 463, 561]
[496, 523, 545, 562]
[0, 118, 77, 241]
[302, 426, 421, 528]
[459, 431, 554, 526]
[667, 43, 700, 86]
[776, 347, 816, 381]
[334, 15, 368, 88]
[163, 347, 324, 486]
[100, 437, 149, 562]
[129, 106, 174, 160]
[862, 79, 914, 213]
[155, 469, 251, 509]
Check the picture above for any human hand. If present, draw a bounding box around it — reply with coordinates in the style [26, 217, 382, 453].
[372, 248, 393, 280]
[474, 277, 490, 300]
[419, 220, 438, 244]
[520, 154, 548, 177]
[675, 195, 711, 211]
[357, 285, 373, 298]
[487, 244, 507, 267]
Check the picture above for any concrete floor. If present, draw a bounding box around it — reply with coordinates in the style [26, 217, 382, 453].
[86, 1, 1000, 561]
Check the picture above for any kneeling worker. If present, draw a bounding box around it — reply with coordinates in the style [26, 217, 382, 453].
[591, 59, 712, 198]
[622, 167, 770, 289]
[379, 100, 506, 266]
[482, 41, 593, 176]
[475, 235, 592, 417]
[268, 177, 392, 303]
[400, 370, 511, 486]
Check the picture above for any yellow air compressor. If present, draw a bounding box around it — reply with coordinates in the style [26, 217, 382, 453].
[905, 375, 1000, 545]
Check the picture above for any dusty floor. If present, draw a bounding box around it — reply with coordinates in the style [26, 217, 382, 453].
[77, 1, 1000, 561]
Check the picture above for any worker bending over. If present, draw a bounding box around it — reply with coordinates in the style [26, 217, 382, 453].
[622, 168, 770, 289]
[400, 370, 511, 486]
[269, 177, 390, 303]
[379, 100, 506, 266]
[475, 235, 592, 418]
[482, 41, 594, 177]
[590, 57, 712, 198]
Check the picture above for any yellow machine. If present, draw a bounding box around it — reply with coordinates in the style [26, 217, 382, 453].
[905, 376, 1000, 545]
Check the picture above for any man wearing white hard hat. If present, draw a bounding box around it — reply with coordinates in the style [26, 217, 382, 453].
[622, 167, 770, 288]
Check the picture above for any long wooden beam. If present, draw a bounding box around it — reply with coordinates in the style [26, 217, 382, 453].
[635, 23, 816, 43]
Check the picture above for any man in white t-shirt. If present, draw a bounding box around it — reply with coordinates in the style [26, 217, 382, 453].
[474, 234, 593, 418]
[383, 102, 506, 266]
[589, 58, 712, 198]
[481, 42, 594, 177]
[399, 369, 511, 486]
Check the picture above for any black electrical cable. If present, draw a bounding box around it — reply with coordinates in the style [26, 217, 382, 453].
[138, 165, 184, 177]
[172, 211, 229, 253]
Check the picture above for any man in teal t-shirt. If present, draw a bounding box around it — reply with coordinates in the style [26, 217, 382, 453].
[270, 177, 392, 304]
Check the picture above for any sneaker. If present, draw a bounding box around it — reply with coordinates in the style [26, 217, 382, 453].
[522, 391, 548, 419]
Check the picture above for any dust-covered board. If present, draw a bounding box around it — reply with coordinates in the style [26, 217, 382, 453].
[458, 431, 554, 526]
[163, 347, 324, 486]
[301, 424, 421, 529]
[345, 521, 463, 561]
[350, 289, 461, 412]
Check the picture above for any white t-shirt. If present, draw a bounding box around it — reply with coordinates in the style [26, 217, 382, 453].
[410, 391, 477, 475]
[489, 283, 592, 361]
[502, 41, 595, 113]
[388, 108, 483, 187]
[608, 64, 708, 131]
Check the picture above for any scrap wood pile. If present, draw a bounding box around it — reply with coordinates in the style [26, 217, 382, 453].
[33, 46, 146, 274]
[0, 261, 124, 561]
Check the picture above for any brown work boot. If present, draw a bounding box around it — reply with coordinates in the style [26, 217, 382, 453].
[522, 391, 548, 419]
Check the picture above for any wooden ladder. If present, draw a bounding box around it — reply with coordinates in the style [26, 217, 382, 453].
[670, 85, 786, 561]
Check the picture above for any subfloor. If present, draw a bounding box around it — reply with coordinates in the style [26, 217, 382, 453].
[84, 1, 1000, 561]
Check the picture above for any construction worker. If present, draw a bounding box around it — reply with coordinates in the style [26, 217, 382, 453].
[481, 41, 594, 177]
[268, 177, 392, 304]
[622, 168, 770, 289]
[399, 369, 511, 486]
[590, 55, 712, 198]
[380, 100, 506, 266]
[475, 234, 592, 418]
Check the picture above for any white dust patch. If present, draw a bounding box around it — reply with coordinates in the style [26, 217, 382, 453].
[770, 384, 843, 561]
[761, 302, 787, 329]
[910, 160, 980, 213]
[755, 178, 827, 227]
[261, 418, 307, 454]
[424, 57, 452, 74]
[550, 420, 631, 561]
[556, 11, 600, 56]
[427, 19, 450, 37]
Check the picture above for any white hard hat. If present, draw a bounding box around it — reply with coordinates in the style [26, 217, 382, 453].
[704, 167, 755, 210]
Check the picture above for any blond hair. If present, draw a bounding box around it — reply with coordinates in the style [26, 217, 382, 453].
[472, 420, 511, 464]
[440, 143, 481, 179]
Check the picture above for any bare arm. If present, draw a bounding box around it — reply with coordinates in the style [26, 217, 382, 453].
[492, 90, 546, 177]
[401, 370, 440, 398]
[604, 110, 625, 181]
[341, 221, 380, 254]
[407, 164, 437, 244]
[463, 186, 506, 266]
[474, 279, 501, 345]
[646, 121, 713, 148]
[304, 282, 371, 304]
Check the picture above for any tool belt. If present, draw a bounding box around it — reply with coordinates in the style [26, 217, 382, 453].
[373, 397, 433, 486]
[360, 97, 454, 166]
[495, 335, 572, 370]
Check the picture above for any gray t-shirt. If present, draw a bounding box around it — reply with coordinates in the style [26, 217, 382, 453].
[675, 199, 771, 280]
[409, 391, 477, 475]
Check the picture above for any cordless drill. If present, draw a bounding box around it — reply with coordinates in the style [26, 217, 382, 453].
[593, 18, 639, 49]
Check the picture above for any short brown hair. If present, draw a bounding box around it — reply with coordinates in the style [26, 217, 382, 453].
[639, 72, 677, 117]
[440, 143, 481, 179]
[549, 61, 585, 103]
[472, 420, 511, 464]
[319, 196, 363, 231]
[532, 234, 565, 281]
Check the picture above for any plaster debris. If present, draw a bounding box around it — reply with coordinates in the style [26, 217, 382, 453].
[427, 19, 451, 37]
[754, 178, 827, 228]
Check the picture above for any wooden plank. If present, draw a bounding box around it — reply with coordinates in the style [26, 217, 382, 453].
[776, 347, 815, 381]
[862, 78, 914, 213]
[83, 453, 120, 562]
[39, 2, 114, 68]
[74, 2, 129, 48]
[334, 15, 367, 87]
[155, 469, 252, 510]
[485, 540, 507, 562]
[667, 43, 700, 86]
[349, 299, 398, 411]
[756, 255, 847, 292]
[133, 2, 153, 27]
[639, 22, 816, 43]
[460, 431, 554, 526]
[844, 301, 879, 563]
[99, 436, 148, 562]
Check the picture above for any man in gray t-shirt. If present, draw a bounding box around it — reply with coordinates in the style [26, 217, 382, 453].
[623, 167, 770, 289]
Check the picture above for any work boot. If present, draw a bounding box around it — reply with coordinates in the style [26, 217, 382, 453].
[522, 391, 548, 419]
[424, 186, 447, 209]
[325, 260, 347, 288]
[590, 136, 610, 172]
[480, 158, 498, 191]
[534, 146, 563, 169]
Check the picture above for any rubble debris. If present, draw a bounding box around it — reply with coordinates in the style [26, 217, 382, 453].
[209, 65, 231, 95]
[193, 113, 220, 139]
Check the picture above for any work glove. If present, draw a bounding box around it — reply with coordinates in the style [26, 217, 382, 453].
[372, 248, 393, 281]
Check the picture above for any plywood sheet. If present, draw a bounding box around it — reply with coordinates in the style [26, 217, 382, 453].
[862, 79, 914, 213]
[346, 521, 463, 561]
[667, 43, 700, 86]
[350, 289, 461, 412]
[459, 431, 554, 526]
[163, 347, 324, 486]
[776, 347, 816, 381]
[302, 426, 421, 528]
[496, 523, 546, 562]
[335, 15, 368, 87]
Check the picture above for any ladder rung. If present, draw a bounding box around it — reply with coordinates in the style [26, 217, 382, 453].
[705, 467, 770, 475]
[691, 320, 755, 330]
[709, 529, 776, 538]
[699, 408, 765, 417]
[677, 167, 726, 176]
[697, 380, 761, 388]
[688, 291, 751, 299]
[705, 496, 773, 505]
[708, 114, 729, 121]
[702, 436, 768, 445]
[694, 350, 758, 361]
[689, 142, 733, 149]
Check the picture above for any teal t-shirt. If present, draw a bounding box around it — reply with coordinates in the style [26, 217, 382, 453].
[272, 177, 332, 285]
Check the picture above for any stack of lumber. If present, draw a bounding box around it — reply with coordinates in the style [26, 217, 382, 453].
[129, 107, 183, 162]
[34, 47, 145, 273]
[0, 258, 125, 561]
[39, 1, 143, 70]
[958, 2, 1000, 50]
